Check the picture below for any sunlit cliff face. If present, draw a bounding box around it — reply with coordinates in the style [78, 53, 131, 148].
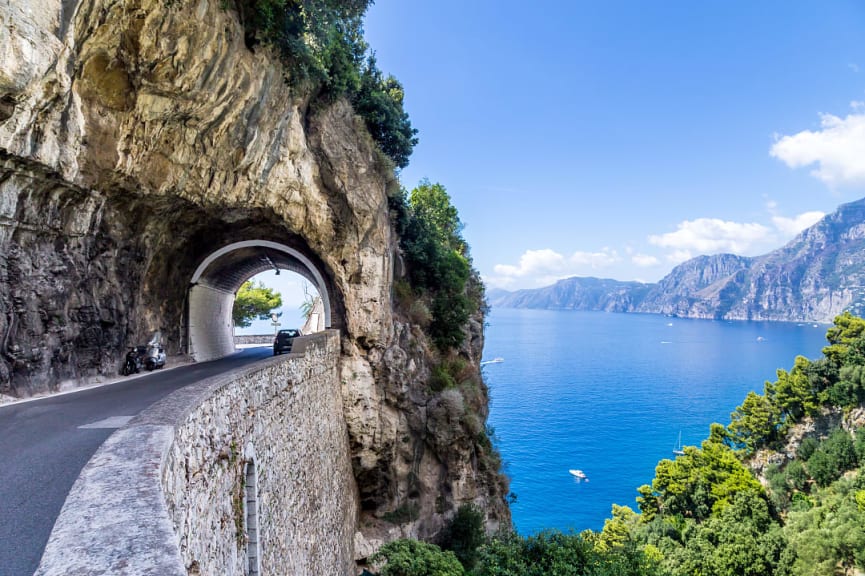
[0, 0, 509, 545]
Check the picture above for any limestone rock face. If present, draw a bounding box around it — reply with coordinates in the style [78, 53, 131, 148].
[0, 0, 508, 557]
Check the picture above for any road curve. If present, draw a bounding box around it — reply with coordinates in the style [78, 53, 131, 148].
[0, 347, 274, 576]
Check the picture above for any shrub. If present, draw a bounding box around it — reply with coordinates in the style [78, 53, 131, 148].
[371, 539, 464, 576]
[394, 181, 477, 351]
[797, 436, 819, 461]
[785, 460, 808, 491]
[441, 504, 486, 570]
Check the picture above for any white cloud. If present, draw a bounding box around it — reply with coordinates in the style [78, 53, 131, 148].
[770, 111, 865, 187]
[771, 210, 825, 236]
[666, 250, 694, 264]
[631, 253, 660, 267]
[487, 247, 620, 288]
[648, 218, 771, 256]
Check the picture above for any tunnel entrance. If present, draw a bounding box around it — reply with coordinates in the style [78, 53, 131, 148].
[186, 240, 334, 361]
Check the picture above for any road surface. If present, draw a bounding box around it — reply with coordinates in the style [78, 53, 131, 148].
[0, 347, 273, 576]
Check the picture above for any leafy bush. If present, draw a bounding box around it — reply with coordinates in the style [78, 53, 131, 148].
[856, 427, 865, 463]
[353, 60, 419, 168]
[474, 530, 661, 576]
[440, 503, 486, 570]
[371, 539, 464, 576]
[394, 180, 477, 350]
[785, 460, 808, 492]
[796, 436, 819, 461]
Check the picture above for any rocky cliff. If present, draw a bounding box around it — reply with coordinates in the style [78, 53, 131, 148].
[0, 0, 507, 562]
[490, 198, 865, 323]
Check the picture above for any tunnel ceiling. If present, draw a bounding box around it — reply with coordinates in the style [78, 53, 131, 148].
[194, 246, 320, 294]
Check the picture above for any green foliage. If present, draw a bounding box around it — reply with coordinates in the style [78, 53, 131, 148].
[785, 459, 808, 492]
[381, 503, 419, 525]
[473, 530, 661, 576]
[371, 539, 464, 576]
[232, 280, 282, 328]
[765, 356, 820, 423]
[826, 362, 865, 406]
[728, 390, 780, 454]
[785, 475, 865, 575]
[796, 436, 819, 461]
[429, 356, 472, 392]
[353, 61, 419, 168]
[806, 428, 858, 487]
[639, 491, 790, 576]
[856, 427, 865, 463]
[440, 504, 486, 570]
[231, 0, 417, 167]
[395, 180, 477, 350]
[637, 433, 765, 522]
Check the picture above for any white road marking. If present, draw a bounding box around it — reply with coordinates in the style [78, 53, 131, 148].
[78, 416, 135, 429]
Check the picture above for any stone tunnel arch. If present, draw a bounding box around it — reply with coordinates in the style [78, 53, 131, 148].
[187, 240, 334, 361]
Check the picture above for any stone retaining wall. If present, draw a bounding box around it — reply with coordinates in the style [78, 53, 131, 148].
[234, 334, 277, 345]
[37, 330, 359, 575]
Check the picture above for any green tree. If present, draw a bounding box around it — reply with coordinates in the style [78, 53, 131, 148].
[855, 427, 865, 463]
[440, 503, 486, 570]
[785, 460, 808, 492]
[677, 492, 790, 576]
[728, 390, 780, 453]
[409, 180, 465, 253]
[371, 539, 464, 576]
[353, 61, 418, 168]
[821, 311, 865, 376]
[785, 476, 865, 575]
[765, 356, 819, 422]
[232, 280, 282, 328]
[231, 0, 418, 168]
[807, 428, 857, 488]
[474, 530, 660, 576]
[395, 181, 476, 350]
[638, 432, 765, 521]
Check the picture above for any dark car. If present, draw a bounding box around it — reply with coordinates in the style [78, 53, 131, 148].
[273, 329, 301, 355]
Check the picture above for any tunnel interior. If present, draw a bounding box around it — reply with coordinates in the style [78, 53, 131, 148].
[187, 240, 335, 361]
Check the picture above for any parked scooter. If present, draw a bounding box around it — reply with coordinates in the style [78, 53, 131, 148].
[121, 346, 143, 376]
[144, 342, 166, 371]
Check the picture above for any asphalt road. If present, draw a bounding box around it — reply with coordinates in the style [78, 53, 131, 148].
[0, 347, 273, 576]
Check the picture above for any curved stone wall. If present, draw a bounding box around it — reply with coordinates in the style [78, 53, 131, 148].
[37, 331, 358, 575]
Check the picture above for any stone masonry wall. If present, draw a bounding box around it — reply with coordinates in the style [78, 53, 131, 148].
[37, 330, 358, 576]
[163, 330, 358, 575]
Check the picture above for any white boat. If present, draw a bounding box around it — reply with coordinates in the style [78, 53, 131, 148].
[569, 469, 586, 479]
[481, 357, 504, 366]
[673, 431, 685, 456]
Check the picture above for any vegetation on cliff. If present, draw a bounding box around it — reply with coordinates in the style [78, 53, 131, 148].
[231, 0, 418, 167]
[391, 179, 478, 351]
[622, 312, 865, 576]
[370, 314, 865, 576]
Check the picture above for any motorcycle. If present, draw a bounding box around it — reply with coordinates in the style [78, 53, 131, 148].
[144, 343, 166, 371]
[121, 346, 143, 376]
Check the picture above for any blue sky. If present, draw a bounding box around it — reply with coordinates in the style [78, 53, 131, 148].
[362, 0, 865, 289]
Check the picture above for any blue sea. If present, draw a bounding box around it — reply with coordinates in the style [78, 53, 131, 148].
[482, 308, 830, 535]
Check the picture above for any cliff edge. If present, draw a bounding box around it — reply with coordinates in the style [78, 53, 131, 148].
[0, 0, 508, 563]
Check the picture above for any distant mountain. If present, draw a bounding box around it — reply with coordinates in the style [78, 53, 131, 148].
[489, 197, 865, 323]
[490, 276, 652, 312]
